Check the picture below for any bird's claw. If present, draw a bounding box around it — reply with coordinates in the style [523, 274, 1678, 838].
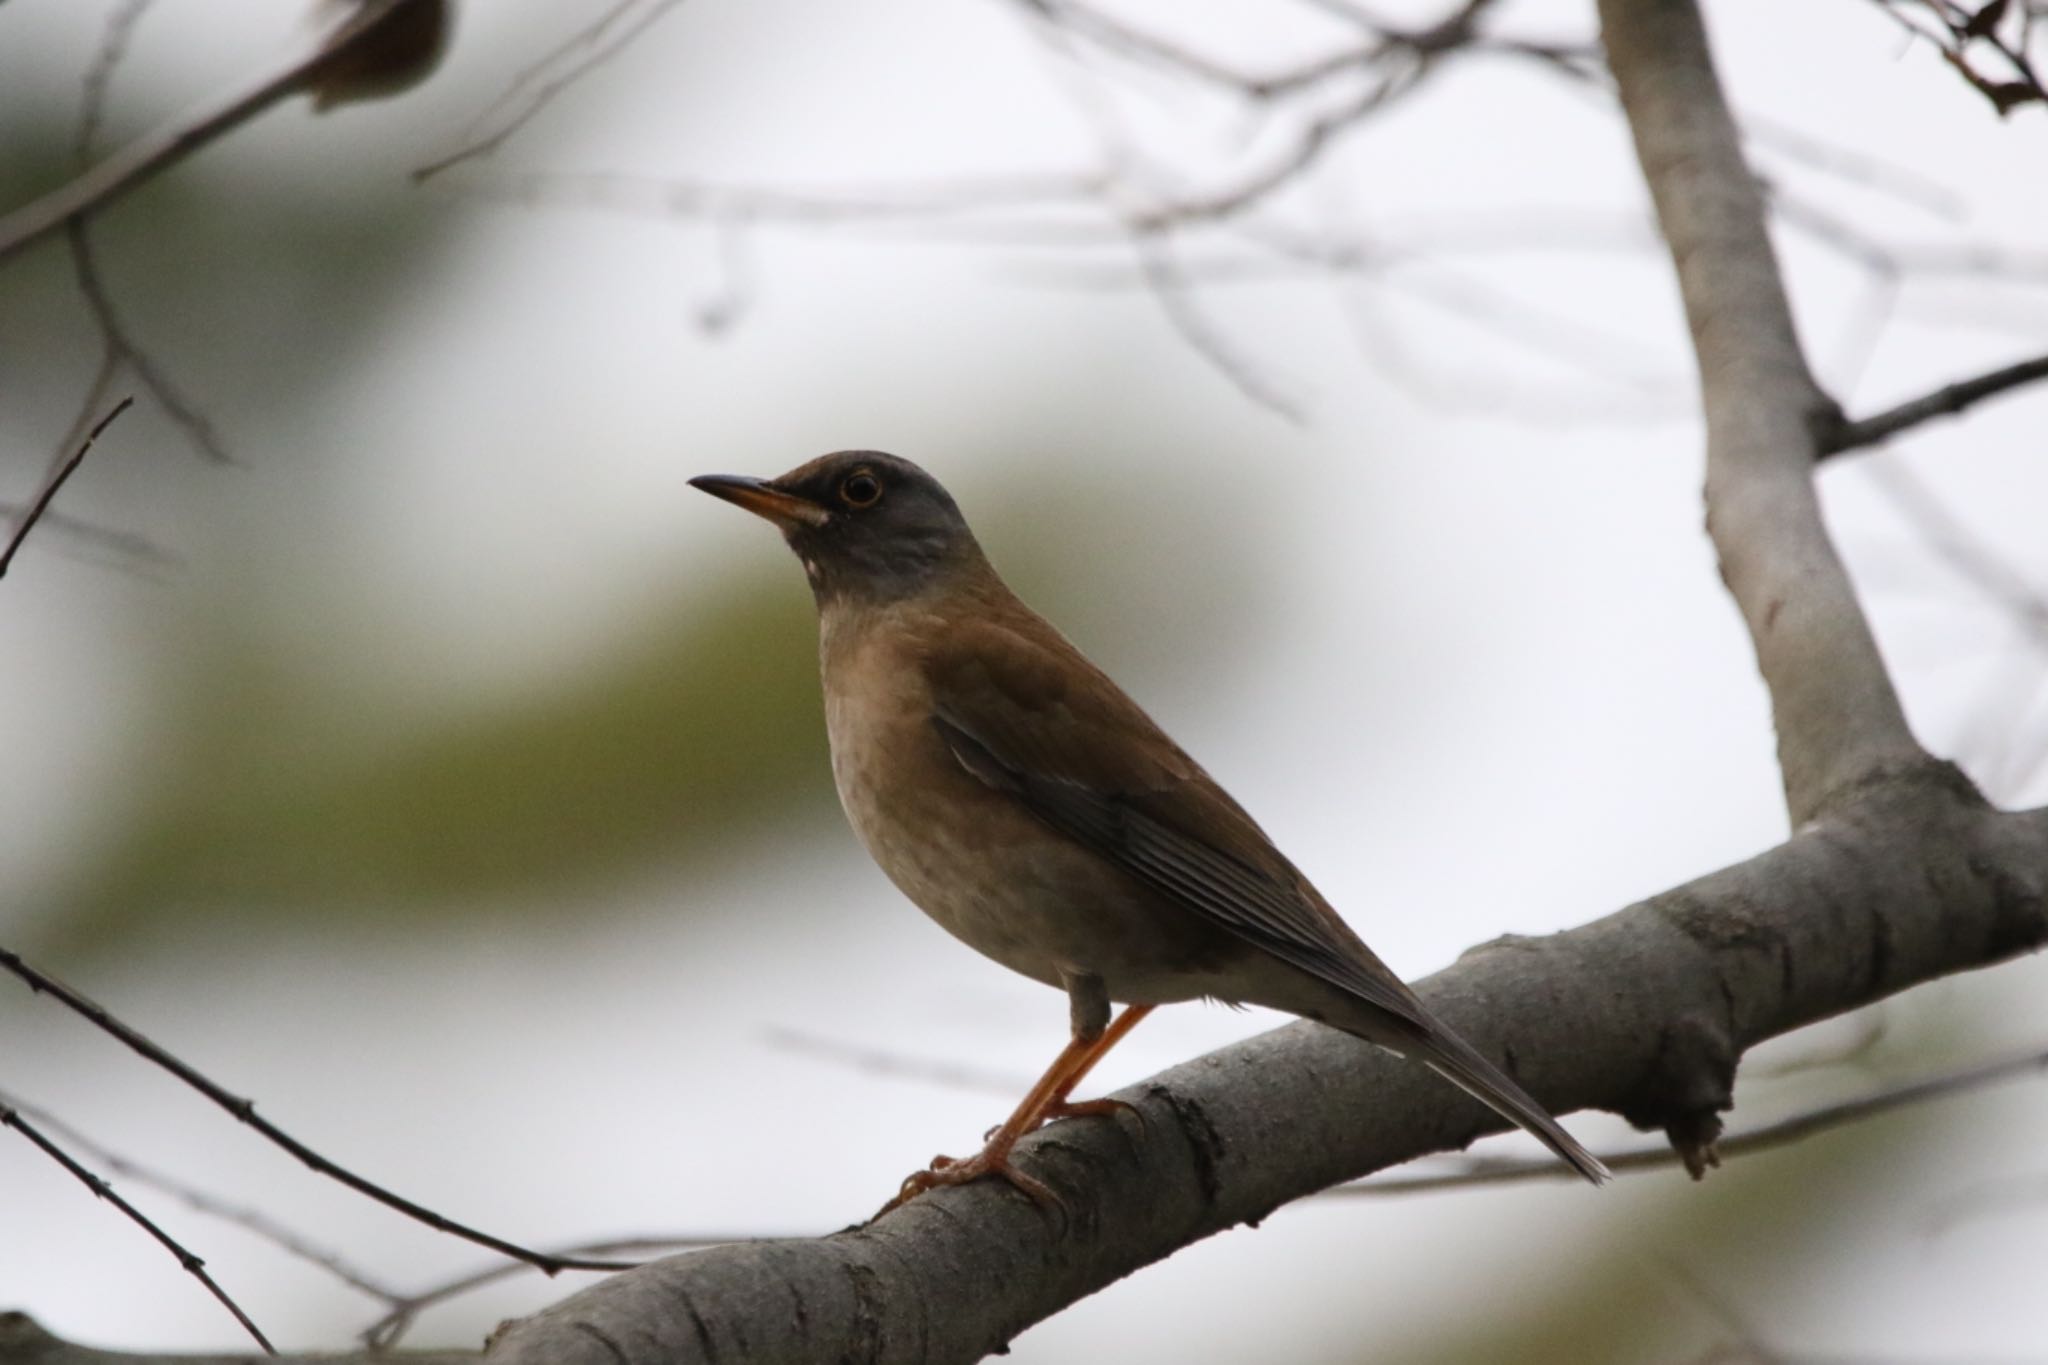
[873, 1150, 1064, 1220]
[1039, 1096, 1146, 1134]
[981, 1095, 1144, 1143]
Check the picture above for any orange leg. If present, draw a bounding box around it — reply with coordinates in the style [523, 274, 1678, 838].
[1032, 1002, 1153, 1127]
[877, 1004, 1155, 1217]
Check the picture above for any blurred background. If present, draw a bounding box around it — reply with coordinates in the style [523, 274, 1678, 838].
[3, 0, 2047, 1359]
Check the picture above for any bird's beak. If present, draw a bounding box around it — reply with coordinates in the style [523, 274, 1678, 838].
[689, 474, 830, 531]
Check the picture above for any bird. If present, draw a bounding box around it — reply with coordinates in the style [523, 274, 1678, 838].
[691, 451, 1609, 1211]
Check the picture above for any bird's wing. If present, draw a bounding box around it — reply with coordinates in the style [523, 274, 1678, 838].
[925, 619, 1429, 1029]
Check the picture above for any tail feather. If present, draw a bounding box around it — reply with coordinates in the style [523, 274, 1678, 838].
[1414, 1026, 1610, 1185]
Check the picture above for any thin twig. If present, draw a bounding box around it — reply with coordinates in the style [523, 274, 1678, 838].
[0, 397, 132, 581]
[0, 946, 632, 1276]
[76, 0, 159, 162]
[1818, 352, 2048, 456]
[0, 0, 411, 266]
[2, 1100, 276, 1354]
[1012, 0, 1264, 93]
[68, 220, 232, 463]
[61, 0, 233, 466]
[413, 0, 692, 182]
[765, 1026, 1030, 1096]
[0, 1089, 402, 1305]
[1018, 0, 1529, 102]
[1318, 1045, 2048, 1195]
[0, 1092, 787, 1353]
[0, 504, 179, 580]
[1873, 0, 2048, 113]
[457, 168, 1109, 225]
[1133, 232, 1308, 422]
[1744, 113, 1966, 220]
[1864, 458, 2048, 647]
[363, 1235, 771, 1349]
[1128, 70, 1422, 230]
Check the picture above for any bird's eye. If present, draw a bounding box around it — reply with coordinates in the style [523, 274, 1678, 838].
[840, 471, 883, 508]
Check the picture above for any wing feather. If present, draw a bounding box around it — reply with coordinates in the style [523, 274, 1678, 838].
[927, 629, 1425, 1028]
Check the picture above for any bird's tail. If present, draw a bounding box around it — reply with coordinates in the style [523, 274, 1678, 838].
[1412, 1024, 1611, 1185]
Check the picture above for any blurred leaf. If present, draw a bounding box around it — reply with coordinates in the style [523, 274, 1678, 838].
[46, 573, 829, 952]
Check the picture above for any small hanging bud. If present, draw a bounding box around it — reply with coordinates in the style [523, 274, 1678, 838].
[304, 0, 453, 113]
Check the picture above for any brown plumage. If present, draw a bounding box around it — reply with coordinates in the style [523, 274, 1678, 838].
[692, 452, 1608, 1210]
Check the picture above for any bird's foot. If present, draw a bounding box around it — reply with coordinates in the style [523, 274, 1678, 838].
[982, 1095, 1144, 1142]
[1039, 1096, 1144, 1129]
[874, 1147, 1061, 1219]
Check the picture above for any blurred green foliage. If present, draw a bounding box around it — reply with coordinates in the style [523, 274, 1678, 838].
[44, 574, 831, 953]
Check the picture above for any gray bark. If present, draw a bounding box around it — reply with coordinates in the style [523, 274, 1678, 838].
[478, 784, 2045, 1364]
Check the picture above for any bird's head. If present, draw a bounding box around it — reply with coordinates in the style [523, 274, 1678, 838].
[690, 451, 986, 605]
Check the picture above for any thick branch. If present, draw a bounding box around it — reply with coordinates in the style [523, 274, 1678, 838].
[480, 776, 2046, 1364]
[1598, 0, 1928, 823]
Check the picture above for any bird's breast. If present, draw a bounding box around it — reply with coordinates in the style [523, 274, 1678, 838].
[817, 607, 1204, 999]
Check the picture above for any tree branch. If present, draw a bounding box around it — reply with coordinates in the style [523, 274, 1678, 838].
[0, 0, 411, 267]
[1598, 0, 1931, 824]
[0, 398, 132, 580]
[0, 947, 630, 1278]
[1326, 1041, 2048, 1195]
[475, 778, 2046, 1364]
[0, 1106, 274, 1353]
[452, 10, 2048, 1356]
[1817, 351, 2048, 456]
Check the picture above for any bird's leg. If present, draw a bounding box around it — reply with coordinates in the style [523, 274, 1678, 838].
[985, 977, 1151, 1135]
[875, 984, 1154, 1218]
[1032, 1001, 1153, 1127]
[877, 1028, 1100, 1215]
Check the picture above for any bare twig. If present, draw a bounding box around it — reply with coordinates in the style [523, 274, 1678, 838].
[1871, 0, 2048, 114]
[1014, 0, 1536, 103]
[1866, 458, 2048, 648]
[363, 1235, 774, 1349]
[460, 168, 1108, 227]
[1772, 184, 2048, 283]
[1127, 72, 1423, 230]
[1007, 0, 1278, 95]
[0, 1091, 779, 1352]
[0, 0, 411, 266]
[2, 1099, 276, 1354]
[764, 1026, 1028, 1097]
[1132, 233, 1308, 421]
[76, 0, 159, 162]
[0, 1089, 401, 1304]
[0, 397, 132, 581]
[1744, 114, 1966, 220]
[68, 221, 232, 463]
[413, 0, 691, 182]
[1321, 1044, 2048, 1195]
[1818, 352, 2048, 455]
[0, 504, 179, 579]
[0, 946, 631, 1277]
